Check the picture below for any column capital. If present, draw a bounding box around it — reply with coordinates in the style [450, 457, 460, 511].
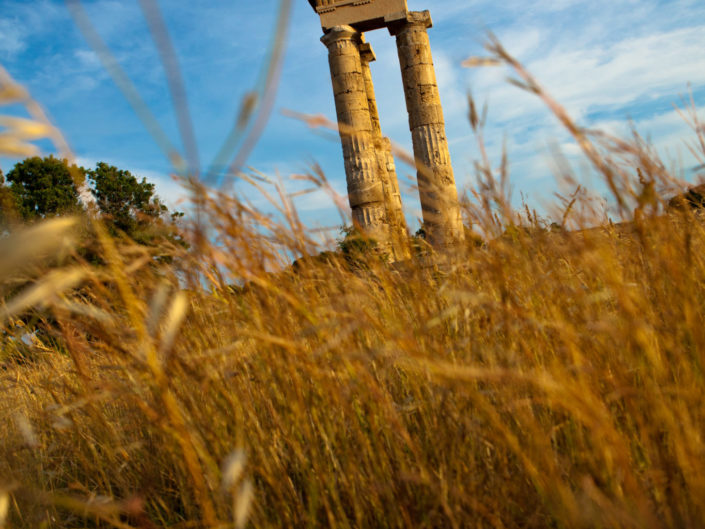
[321, 25, 360, 47]
[359, 42, 376, 64]
[387, 10, 432, 36]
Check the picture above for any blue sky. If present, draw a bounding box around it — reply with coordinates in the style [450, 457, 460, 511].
[1, 0, 704, 235]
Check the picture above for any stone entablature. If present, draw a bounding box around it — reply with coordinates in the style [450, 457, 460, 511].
[309, 0, 408, 31]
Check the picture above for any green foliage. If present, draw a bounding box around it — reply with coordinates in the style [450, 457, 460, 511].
[86, 162, 180, 246]
[5, 155, 84, 220]
[0, 156, 186, 250]
[89, 162, 157, 232]
[86, 162, 186, 250]
[337, 224, 379, 261]
[292, 227, 381, 273]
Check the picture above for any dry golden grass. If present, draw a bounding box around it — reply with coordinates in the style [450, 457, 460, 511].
[2, 37, 705, 529]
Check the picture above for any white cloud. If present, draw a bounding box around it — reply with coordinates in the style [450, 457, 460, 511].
[427, 0, 704, 214]
[5, 0, 705, 229]
[466, 25, 705, 127]
[0, 19, 25, 57]
[590, 105, 705, 173]
[74, 49, 101, 70]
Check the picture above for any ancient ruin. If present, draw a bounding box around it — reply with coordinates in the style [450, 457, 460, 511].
[309, 0, 465, 258]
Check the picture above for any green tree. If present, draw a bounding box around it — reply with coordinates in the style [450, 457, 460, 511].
[88, 162, 162, 233]
[2, 156, 185, 249]
[87, 162, 185, 247]
[5, 155, 85, 220]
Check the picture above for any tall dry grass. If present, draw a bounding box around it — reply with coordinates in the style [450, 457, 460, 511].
[2, 33, 705, 529]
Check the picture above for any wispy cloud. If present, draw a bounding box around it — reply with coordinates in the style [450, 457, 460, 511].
[0, 19, 25, 57]
[471, 26, 705, 125]
[1, 0, 703, 228]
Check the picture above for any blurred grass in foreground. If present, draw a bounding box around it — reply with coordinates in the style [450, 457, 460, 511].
[2, 35, 705, 529]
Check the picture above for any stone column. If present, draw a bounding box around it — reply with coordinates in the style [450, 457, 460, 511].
[359, 41, 410, 260]
[321, 25, 392, 252]
[389, 10, 465, 249]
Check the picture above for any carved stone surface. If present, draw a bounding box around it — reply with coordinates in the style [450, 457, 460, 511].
[359, 41, 410, 260]
[309, 0, 408, 31]
[314, 6, 464, 257]
[321, 26, 393, 250]
[389, 11, 465, 248]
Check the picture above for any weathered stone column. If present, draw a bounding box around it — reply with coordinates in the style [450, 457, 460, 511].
[389, 10, 464, 249]
[321, 25, 392, 251]
[359, 41, 410, 260]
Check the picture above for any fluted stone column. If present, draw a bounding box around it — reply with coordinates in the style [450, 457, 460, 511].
[389, 11, 465, 249]
[321, 25, 392, 251]
[359, 41, 410, 260]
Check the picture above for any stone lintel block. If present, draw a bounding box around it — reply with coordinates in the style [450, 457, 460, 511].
[332, 85, 367, 102]
[341, 132, 373, 152]
[359, 42, 376, 63]
[415, 120, 448, 139]
[329, 54, 363, 75]
[316, 0, 409, 32]
[417, 198, 442, 220]
[398, 28, 432, 48]
[401, 66, 438, 90]
[388, 10, 432, 36]
[352, 203, 387, 231]
[417, 188, 455, 213]
[397, 34, 433, 51]
[431, 166, 456, 187]
[403, 96, 436, 120]
[416, 176, 457, 205]
[371, 135, 385, 150]
[333, 85, 367, 100]
[408, 104, 445, 128]
[321, 25, 360, 48]
[396, 27, 431, 41]
[369, 117, 382, 135]
[399, 57, 434, 75]
[348, 180, 385, 208]
[343, 148, 375, 166]
[397, 44, 434, 69]
[325, 40, 360, 57]
[399, 57, 435, 73]
[336, 109, 373, 130]
[404, 84, 440, 106]
[402, 74, 440, 101]
[335, 94, 370, 114]
[419, 82, 441, 98]
[412, 124, 451, 162]
[331, 74, 365, 95]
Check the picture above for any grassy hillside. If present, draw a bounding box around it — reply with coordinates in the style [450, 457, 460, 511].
[2, 42, 705, 529]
